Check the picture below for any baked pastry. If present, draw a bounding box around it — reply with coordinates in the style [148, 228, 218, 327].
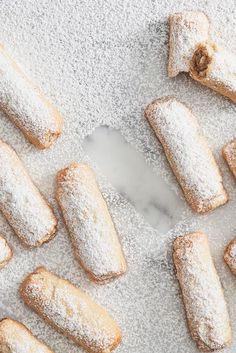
[190, 42, 236, 103]
[0, 44, 63, 148]
[224, 237, 236, 275]
[173, 232, 232, 351]
[0, 318, 54, 352]
[0, 140, 57, 247]
[168, 11, 209, 77]
[222, 139, 236, 178]
[20, 267, 122, 353]
[0, 235, 12, 269]
[56, 163, 127, 283]
[145, 97, 227, 213]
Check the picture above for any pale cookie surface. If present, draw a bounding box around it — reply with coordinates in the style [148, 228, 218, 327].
[0, 318, 55, 353]
[0, 47, 63, 149]
[168, 11, 209, 77]
[190, 43, 236, 103]
[20, 267, 122, 353]
[145, 97, 227, 212]
[56, 163, 127, 283]
[0, 140, 57, 247]
[0, 235, 12, 269]
[173, 232, 231, 351]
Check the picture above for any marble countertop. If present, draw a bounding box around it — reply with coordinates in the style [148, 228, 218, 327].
[84, 125, 186, 232]
[1, 1, 236, 353]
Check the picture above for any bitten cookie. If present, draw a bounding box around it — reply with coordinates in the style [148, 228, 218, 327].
[190, 42, 236, 103]
[222, 139, 236, 178]
[168, 11, 209, 77]
[173, 232, 232, 351]
[20, 267, 122, 353]
[56, 163, 127, 284]
[145, 97, 227, 213]
[0, 44, 63, 148]
[0, 318, 55, 353]
[224, 238, 236, 275]
[0, 140, 57, 247]
[0, 235, 12, 269]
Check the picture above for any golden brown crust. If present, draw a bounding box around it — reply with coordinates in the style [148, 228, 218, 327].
[56, 163, 127, 284]
[20, 267, 122, 353]
[0, 318, 55, 352]
[222, 139, 236, 179]
[173, 232, 232, 351]
[145, 97, 228, 213]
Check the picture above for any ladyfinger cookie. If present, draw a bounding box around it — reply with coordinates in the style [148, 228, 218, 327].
[224, 238, 236, 275]
[0, 140, 57, 247]
[20, 267, 122, 353]
[56, 163, 127, 284]
[0, 318, 54, 353]
[168, 11, 209, 77]
[222, 139, 236, 178]
[190, 42, 236, 103]
[145, 97, 227, 213]
[173, 232, 231, 351]
[0, 235, 12, 269]
[0, 45, 63, 148]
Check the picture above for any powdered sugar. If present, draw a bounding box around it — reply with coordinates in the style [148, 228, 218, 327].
[0, 319, 54, 353]
[168, 11, 209, 77]
[145, 97, 227, 212]
[56, 163, 126, 282]
[1, 1, 236, 353]
[206, 46, 236, 96]
[173, 232, 231, 350]
[0, 141, 57, 247]
[21, 268, 121, 352]
[0, 48, 63, 148]
[190, 43, 236, 103]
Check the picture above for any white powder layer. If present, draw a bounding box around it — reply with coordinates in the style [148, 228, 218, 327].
[173, 232, 231, 350]
[56, 163, 126, 281]
[168, 11, 209, 77]
[0, 49, 62, 148]
[146, 97, 226, 211]
[1, 1, 236, 353]
[0, 319, 54, 353]
[21, 268, 120, 352]
[0, 236, 11, 264]
[207, 46, 236, 93]
[0, 141, 57, 247]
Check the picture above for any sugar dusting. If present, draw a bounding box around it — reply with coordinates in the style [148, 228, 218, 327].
[0, 319, 54, 353]
[21, 267, 121, 352]
[168, 11, 209, 77]
[173, 232, 231, 350]
[145, 97, 227, 211]
[56, 163, 126, 281]
[1, 1, 236, 353]
[209, 48, 236, 93]
[0, 141, 57, 247]
[0, 49, 62, 148]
